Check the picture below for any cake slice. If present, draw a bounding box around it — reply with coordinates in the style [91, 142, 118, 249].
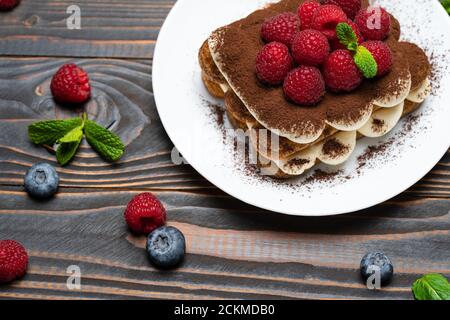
[199, 0, 431, 178]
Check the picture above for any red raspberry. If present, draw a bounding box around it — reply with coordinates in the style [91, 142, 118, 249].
[261, 12, 300, 46]
[0, 240, 28, 283]
[312, 5, 347, 40]
[361, 41, 393, 77]
[330, 20, 364, 50]
[291, 30, 330, 66]
[256, 42, 293, 85]
[124, 193, 166, 234]
[320, 0, 361, 20]
[50, 63, 91, 104]
[0, 0, 20, 11]
[323, 49, 363, 92]
[354, 6, 391, 41]
[298, 1, 321, 31]
[283, 66, 325, 105]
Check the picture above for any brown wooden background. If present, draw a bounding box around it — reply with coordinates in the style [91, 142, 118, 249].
[0, 0, 449, 300]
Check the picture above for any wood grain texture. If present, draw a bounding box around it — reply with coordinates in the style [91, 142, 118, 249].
[0, 0, 176, 58]
[0, 0, 449, 300]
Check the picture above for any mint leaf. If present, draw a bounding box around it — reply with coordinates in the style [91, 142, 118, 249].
[84, 120, 124, 162]
[58, 126, 84, 144]
[354, 45, 378, 79]
[441, 0, 450, 14]
[28, 117, 82, 145]
[56, 138, 82, 166]
[412, 274, 450, 300]
[336, 22, 358, 52]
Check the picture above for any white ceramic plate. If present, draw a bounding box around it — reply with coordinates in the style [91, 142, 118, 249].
[153, 0, 450, 216]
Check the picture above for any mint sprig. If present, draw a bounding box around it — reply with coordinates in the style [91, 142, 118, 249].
[412, 274, 450, 300]
[336, 22, 378, 79]
[28, 113, 125, 166]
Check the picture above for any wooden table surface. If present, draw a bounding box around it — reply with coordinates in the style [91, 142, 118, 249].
[0, 0, 449, 300]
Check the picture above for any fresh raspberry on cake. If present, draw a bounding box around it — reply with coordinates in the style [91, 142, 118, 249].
[0, 0, 20, 11]
[283, 66, 325, 105]
[298, 1, 321, 30]
[361, 41, 393, 76]
[256, 42, 293, 85]
[291, 30, 330, 66]
[354, 6, 391, 41]
[50, 63, 91, 104]
[261, 12, 300, 46]
[312, 4, 347, 40]
[323, 49, 363, 92]
[0, 240, 28, 283]
[320, 0, 361, 20]
[124, 192, 166, 234]
[330, 20, 364, 50]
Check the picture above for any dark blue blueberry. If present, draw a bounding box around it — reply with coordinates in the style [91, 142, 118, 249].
[360, 252, 394, 285]
[146, 226, 185, 269]
[24, 163, 59, 199]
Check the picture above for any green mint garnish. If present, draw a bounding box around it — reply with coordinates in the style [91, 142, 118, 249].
[28, 113, 124, 166]
[28, 117, 82, 145]
[412, 274, 450, 300]
[56, 139, 83, 166]
[440, 0, 450, 14]
[354, 45, 378, 79]
[336, 22, 358, 52]
[335, 22, 378, 79]
[84, 120, 124, 162]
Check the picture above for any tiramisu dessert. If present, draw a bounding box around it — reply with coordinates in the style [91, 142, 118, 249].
[199, 0, 431, 178]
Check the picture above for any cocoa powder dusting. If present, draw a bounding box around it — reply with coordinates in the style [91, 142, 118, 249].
[211, 0, 411, 139]
[322, 138, 349, 159]
[371, 119, 386, 133]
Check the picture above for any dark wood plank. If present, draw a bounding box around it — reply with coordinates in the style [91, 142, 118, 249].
[0, 56, 449, 300]
[0, 0, 176, 58]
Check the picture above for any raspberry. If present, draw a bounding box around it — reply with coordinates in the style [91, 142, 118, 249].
[312, 5, 347, 40]
[0, 240, 28, 283]
[50, 63, 91, 104]
[354, 6, 391, 41]
[298, 1, 321, 30]
[361, 41, 393, 76]
[320, 0, 361, 20]
[124, 193, 166, 234]
[323, 49, 363, 92]
[330, 20, 364, 50]
[291, 30, 330, 66]
[256, 42, 293, 85]
[0, 0, 20, 11]
[261, 12, 300, 46]
[283, 66, 325, 105]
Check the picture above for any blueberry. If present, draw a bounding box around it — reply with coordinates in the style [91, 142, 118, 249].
[24, 163, 59, 199]
[360, 252, 394, 285]
[146, 226, 185, 269]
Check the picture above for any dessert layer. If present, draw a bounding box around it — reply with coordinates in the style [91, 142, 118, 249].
[201, 38, 431, 176]
[208, 0, 408, 144]
[202, 38, 431, 159]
